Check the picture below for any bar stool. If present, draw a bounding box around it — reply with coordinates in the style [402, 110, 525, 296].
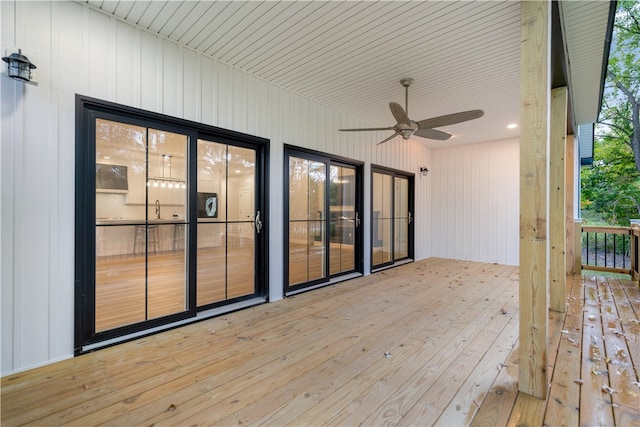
[173, 224, 186, 251]
[134, 225, 160, 254]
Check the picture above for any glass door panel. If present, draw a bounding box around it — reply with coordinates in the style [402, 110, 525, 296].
[394, 177, 410, 260]
[288, 157, 327, 286]
[196, 223, 226, 306]
[372, 172, 393, 266]
[94, 120, 188, 331]
[197, 141, 256, 306]
[147, 129, 188, 320]
[329, 165, 356, 275]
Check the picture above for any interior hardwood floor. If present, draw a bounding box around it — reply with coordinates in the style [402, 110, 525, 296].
[2, 259, 638, 426]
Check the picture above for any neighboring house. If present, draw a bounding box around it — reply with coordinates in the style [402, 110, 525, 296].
[1, 0, 614, 396]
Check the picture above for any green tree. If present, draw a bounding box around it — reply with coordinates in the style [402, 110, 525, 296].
[582, 0, 640, 225]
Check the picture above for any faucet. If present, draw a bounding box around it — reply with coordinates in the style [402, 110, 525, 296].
[155, 200, 161, 219]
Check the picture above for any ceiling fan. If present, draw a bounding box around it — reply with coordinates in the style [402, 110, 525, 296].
[339, 78, 484, 145]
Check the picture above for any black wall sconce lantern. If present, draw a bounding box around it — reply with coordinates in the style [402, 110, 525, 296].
[419, 166, 429, 176]
[2, 49, 36, 82]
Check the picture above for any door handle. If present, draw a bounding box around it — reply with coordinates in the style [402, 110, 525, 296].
[355, 211, 360, 228]
[255, 211, 263, 234]
[408, 212, 412, 224]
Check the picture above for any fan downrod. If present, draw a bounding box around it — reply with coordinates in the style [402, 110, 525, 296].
[400, 78, 413, 115]
[399, 78, 413, 88]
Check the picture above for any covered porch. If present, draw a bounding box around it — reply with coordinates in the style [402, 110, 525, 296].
[2, 258, 638, 426]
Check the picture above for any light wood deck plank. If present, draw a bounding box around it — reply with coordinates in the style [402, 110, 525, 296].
[580, 274, 616, 426]
[544, 273, 583, 426]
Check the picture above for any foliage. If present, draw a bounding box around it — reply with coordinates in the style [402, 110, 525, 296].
[582, 0, 640, 225]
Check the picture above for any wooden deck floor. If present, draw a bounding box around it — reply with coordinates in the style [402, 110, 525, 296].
[1, 258, 639, 426]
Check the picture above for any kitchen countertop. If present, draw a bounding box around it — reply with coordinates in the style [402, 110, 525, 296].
[96, 218, 186, 225]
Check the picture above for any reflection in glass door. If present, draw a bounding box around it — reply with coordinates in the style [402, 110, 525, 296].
[286, 148, 362, 294]
[94, 119, 188, 332]
[197, 140, 257, 307]
[394, 177, 410, 259]
[330, 165, 356, 275]
[371, 167, 414, 271]
[288, 156, 327, 287]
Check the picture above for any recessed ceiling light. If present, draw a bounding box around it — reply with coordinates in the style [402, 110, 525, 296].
[507, 123, 518, 129]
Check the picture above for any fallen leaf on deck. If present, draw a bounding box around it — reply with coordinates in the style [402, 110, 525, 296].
[574, 379, 584, 385]
[601, 385, 617, 394]
[561, 330, 569, 334]
[384, 352, 392, 358]
[209, 329, 215, 335]
[501, 308, 509, 315]
[167, 403, 177, 411]
[567, 337, 576, 343]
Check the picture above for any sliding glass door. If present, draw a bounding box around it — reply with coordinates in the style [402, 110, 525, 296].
[196, 140, 258, 307]
[285, 147, 363, 294]
[76, 96, 268, 352]
[371, 166, 414, 271]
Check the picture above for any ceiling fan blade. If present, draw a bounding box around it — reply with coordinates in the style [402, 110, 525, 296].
[389, 102, 410, 125]
[377, 131, 401, 145]
[339, 126, 395, 132]
[414, 128, 452, 140]
[417, 109, 484, 129]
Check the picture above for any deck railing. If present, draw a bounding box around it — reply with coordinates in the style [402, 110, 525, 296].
[631, 225, 640, 281]
[581, 225, 633, 275]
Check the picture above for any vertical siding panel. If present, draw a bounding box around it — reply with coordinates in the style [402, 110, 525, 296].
[216, 63, 230, 128]
[162, 40, 181, 117]
[115, 20, 138, 107]
[316, 105, 326, 152]
[51, 1, 84, 363]
[245, 74, 258, 136]
[140, 31, 161, 112]
[87, 9, 115, 100]
[232, 70, 245, 133]
[13, 0, 53, 369]
[257, 79, 271, 139]
[200, 56, 215, 126]
[182, 48, 198, 122]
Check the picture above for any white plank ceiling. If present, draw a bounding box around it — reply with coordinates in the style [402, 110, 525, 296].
[81, 0, 612, 148]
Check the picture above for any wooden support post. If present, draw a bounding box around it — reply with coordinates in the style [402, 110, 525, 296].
[565, 134, 575, 275]
[550, 87, 568, 312]
[519, 0, 550, 399]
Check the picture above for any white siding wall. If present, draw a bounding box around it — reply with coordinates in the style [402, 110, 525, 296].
[1, 1, 436, 374]
[431, 138, 520, 265]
